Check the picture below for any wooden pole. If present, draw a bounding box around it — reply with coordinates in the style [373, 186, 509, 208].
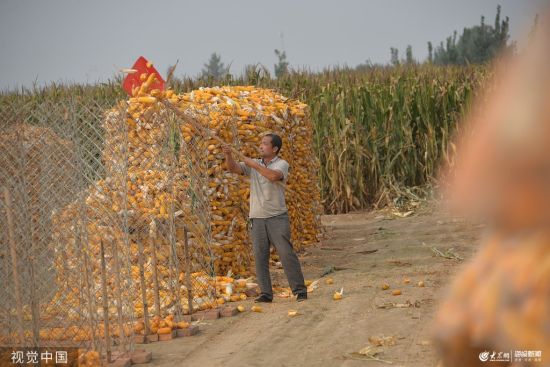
[183, 226, 194, 315]
[168, 221, 184, 318]
[27, 217, 40, 348]
[110, 236, 128, 351]
[99, 240, 112, 363]
[149, 220, 162, 318]
[74, 212, 98, 353]
[136, 236, 151, 339]
[167, 124, 184, 319]
[3, 187, 25, 345]
[81, 246, 98, 352]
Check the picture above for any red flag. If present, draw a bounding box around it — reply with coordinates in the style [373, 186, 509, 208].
[122, 56, 165, 96]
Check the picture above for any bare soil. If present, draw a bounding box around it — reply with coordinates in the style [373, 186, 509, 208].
[141, 205, 483, 367]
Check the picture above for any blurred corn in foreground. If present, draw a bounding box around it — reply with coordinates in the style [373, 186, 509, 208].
[435, 12, 550, 367]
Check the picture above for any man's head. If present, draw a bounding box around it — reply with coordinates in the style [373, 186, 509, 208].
[260, 133, 282, 158]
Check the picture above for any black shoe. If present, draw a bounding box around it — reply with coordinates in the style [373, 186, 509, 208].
[254, 295, 273, 303]
[296, 293, 307, 302]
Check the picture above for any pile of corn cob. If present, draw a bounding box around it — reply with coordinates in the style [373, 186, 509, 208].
[38, 78, 322, 346]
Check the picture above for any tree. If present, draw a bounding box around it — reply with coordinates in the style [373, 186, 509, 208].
[405, 45, 414, 64]
[390, 47, 400, 66]
[274, 49, 289, 78]
[427, 42, 433, 63]
[201, 53, 230, 80]
[434, 31, 459, 64]
[430, 5, 512, 65]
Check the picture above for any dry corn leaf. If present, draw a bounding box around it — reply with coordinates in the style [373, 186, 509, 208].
[431, 246, 463, 261]
[392, 210, 414, 218]
[376, 300, 420, 309]
[346, 345, 392, 364]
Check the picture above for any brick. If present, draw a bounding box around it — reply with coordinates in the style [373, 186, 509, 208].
[220, 306, 238, 317]
[146, 334, 158, 343]
[196, 308, 220, 320]
[176, 325, 199, 337]
[158, 330, 177, 341]
[133, 335, 146, 344]
[181, 314, 196, 322]
[109, 351, 125, 359]
[209, 308, 221, 319]
[107, 357, 131, 367]
[129, 350, 152, 364]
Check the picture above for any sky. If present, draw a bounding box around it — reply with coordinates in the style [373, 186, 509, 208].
[0, 0, 546, 90]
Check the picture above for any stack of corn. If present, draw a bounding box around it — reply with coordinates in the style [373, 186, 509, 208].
[41, 79, 321, 345]
[176, 85, 323, 274]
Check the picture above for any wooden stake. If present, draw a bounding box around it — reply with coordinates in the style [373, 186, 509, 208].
[182, 226, 194, 315]
[75, 212, 98, 353]
[110, 235, 128, 352]
[82, 247, 98, 351]
[136, 234, 151, 339]
[27, 218, 40, 348]
[168, 221, 184, 318]
[149, 220, 162, 318]
[3, 187, 25, 345]
[166, 126, 184, 319]
[99, 240, 112, 363]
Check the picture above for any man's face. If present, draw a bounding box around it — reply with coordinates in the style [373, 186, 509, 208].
[259, 136, 277, 157]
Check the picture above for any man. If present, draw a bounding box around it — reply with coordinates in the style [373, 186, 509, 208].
[222, 133, 308, 302]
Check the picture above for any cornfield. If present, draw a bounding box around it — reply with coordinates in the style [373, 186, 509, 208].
[0, 64, 487, 214]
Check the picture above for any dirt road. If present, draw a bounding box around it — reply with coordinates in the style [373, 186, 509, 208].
[142, 206, 483, 366]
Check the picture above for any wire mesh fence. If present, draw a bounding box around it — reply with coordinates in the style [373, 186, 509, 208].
[0, 85, 324, 364]
[0, 96, 218, 364]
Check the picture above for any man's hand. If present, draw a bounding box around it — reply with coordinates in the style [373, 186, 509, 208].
[221, 144, 232, 156]
[222, 144, 244, 175]
[243, 157, 256, 167]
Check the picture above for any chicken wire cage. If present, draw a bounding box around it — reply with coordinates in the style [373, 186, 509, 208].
[0, 96, 217, 364]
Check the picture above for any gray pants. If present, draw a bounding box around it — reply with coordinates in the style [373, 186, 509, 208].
[251, 212, 307, 299]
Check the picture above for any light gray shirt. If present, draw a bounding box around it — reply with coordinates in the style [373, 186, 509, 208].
[238, 156, 289, 218]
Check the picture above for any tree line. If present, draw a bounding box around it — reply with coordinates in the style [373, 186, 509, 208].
[198, 5, 527, 80]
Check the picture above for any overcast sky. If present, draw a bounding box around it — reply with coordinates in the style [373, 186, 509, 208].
[0, 0, 546, 90]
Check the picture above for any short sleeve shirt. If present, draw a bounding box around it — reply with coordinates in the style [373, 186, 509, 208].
[238, 156, 289, 218]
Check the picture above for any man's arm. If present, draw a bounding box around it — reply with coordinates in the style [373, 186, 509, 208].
[222, 144, 244, 175]
[243, 158, 284, 182]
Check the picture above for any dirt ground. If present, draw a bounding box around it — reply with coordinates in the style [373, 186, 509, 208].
[141, 204, 484, 367]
